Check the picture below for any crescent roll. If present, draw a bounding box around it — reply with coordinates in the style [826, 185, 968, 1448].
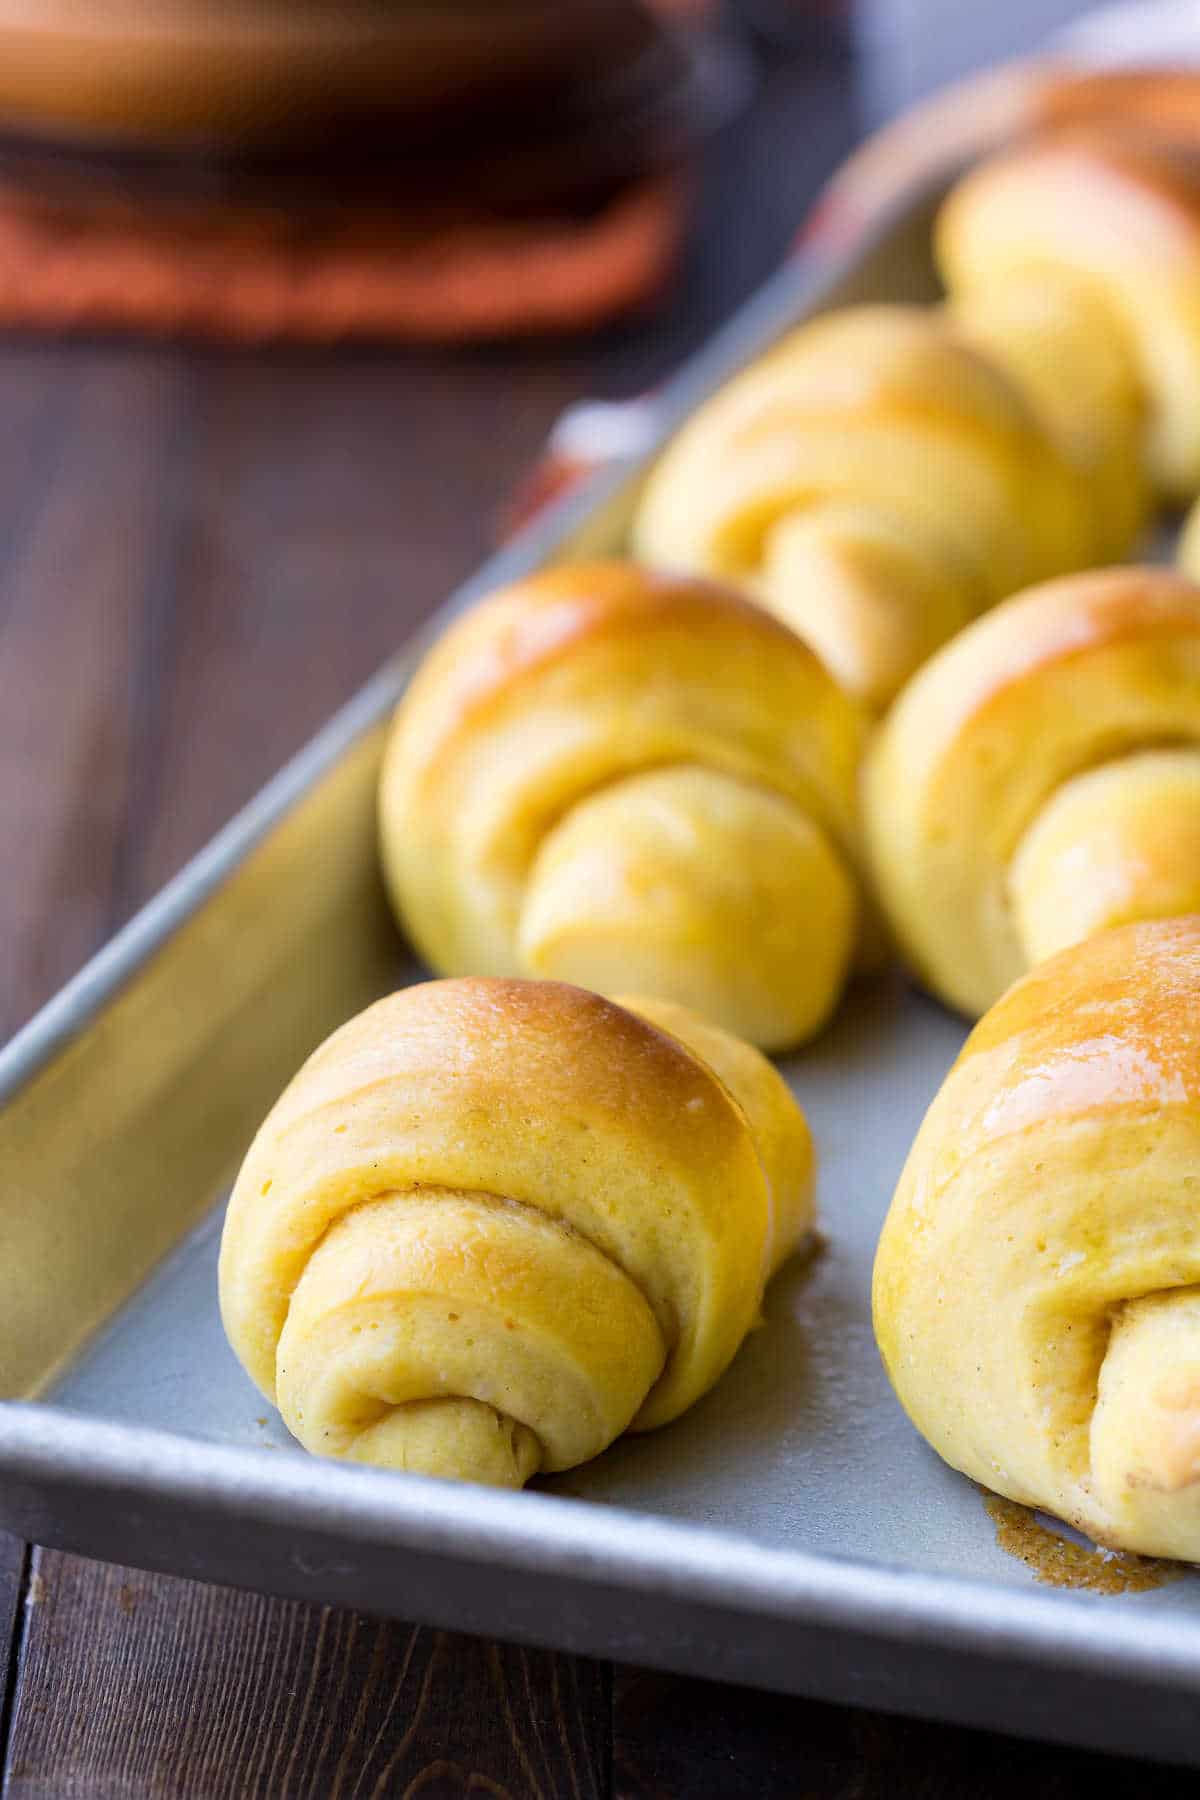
[939, 133, 1200, 502]
[379, 561, 870, 1050]
[219, 977, 814, 1488]
[632, 304, 1092, 708]
[874, 917, 1200, 1562]
[864, 566, 1200, 1018]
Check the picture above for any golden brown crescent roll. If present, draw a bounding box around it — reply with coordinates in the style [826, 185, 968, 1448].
[379, 561, 870, 1050]
[874, 917, 1200, 1561]
[943, 267, 1148, 566]
[938, 133, 1200, 503]
[632, 304, 1093, 709]
[219, 977, 814, 1488]
[864, 566, 1200, 1019]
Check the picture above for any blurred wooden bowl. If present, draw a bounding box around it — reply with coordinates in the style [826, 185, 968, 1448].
[0, 4, 749, 224]
[0, 0, 667, 147]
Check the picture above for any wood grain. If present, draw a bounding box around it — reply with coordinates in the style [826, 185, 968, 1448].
[0, 349, 194, 1034]
[104, 348, 592, 914]
[0, 1538, 26, 1760]
[4, 1550, 608, 1799]
[612, 1669, 1198, 1799]
[0, 346, 586, 1041]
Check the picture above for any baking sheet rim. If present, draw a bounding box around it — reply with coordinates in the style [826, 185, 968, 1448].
[3, 167, 1197, 1700]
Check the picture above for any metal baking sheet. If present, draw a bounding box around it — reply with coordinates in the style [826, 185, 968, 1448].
[3, 178, 1200, 1768]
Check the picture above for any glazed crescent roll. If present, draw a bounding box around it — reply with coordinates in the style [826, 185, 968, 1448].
[219, 978, 814, 1488]
[632, 304, 1092, 708]
[943, 265, 1148, 566]
[874, 917, 1200, 1562]
[939, 133, 1200, 502]
[379, 561, 870, 1050]
[864, 566, 1200, 1018]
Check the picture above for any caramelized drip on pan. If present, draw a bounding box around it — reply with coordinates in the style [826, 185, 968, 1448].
[983, 1494, 1180, 1594]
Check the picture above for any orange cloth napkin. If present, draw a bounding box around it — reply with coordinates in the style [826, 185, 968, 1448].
[0, 168, 689, 343]
[0, 0, 707, 344]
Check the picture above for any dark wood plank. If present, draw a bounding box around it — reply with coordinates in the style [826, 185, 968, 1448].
[0, 1539, 26, 1759]
[109, 346, 589, 911]
[0, 346, 589, 1039]
[4, 1549, 607, 1799]
[613, 1668, 1198, 1799]
[0, 350, 195, 1037]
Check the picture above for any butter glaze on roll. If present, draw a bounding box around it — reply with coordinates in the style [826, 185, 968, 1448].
[939, 133, 1200, 501]
[219, 978, 814, 1488]
[632, 304, 1092, 709]
[864, 566, 1200, 1019]
[874, 918, 1200, 1561]
[379, 561, 870, 1050]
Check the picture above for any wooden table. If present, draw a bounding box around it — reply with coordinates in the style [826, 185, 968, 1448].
[0, 35, 1194, 1799]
